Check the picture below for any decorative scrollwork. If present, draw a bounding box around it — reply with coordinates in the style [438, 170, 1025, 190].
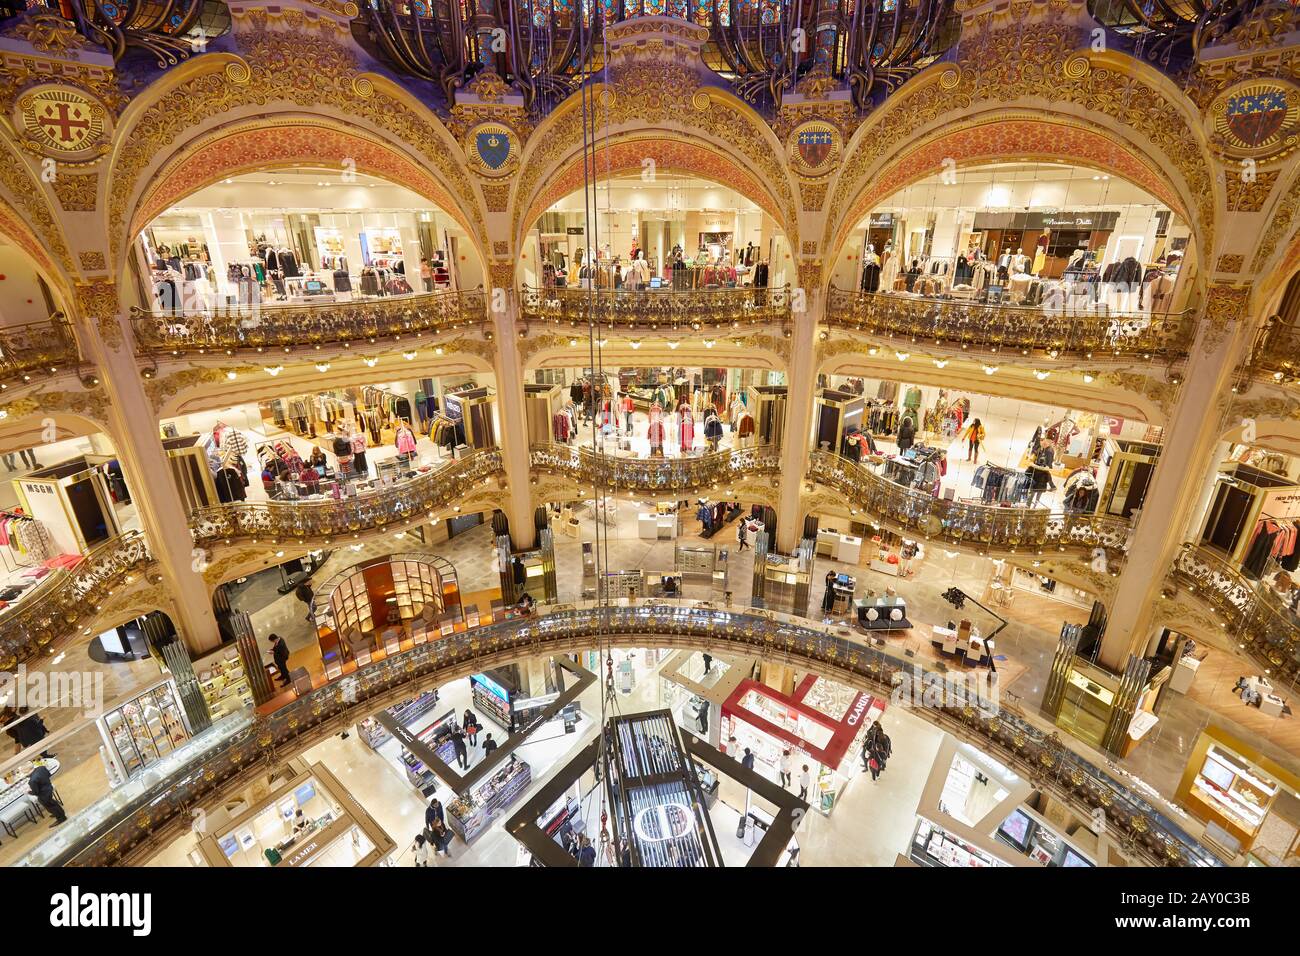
[530, 443, 781, 496]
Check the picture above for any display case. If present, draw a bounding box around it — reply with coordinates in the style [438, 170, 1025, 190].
[96, 679, 191, 786]
[399, 710, 460, 789]
[358, 690, 440, 750]
[1176, 726, 1300, 850]
[909, 817, 1009, 868]
[447, 759, 532, 842]
[193, 646, 252, 720]
[471, 672, 513, 730]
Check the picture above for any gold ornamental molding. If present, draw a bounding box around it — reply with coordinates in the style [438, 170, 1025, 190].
[75, 277, 121, 351]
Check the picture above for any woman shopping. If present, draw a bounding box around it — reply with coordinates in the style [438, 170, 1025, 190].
[963, 418, 985, 463]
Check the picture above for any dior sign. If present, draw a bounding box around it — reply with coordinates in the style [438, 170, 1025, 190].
[633, 802, 695, 842]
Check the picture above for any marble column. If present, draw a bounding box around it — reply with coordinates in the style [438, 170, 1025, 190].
[76, 281, 221, 654]
[1097, 287, 1250, 670]
[776, 290, 820, 551]
[491, 293, 537, 549]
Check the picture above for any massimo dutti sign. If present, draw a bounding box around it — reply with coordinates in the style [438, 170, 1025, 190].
[972, 211, 1121, 231]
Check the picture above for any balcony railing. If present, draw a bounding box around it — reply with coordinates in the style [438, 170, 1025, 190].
[808, 451, 1132, 556]
[1170, 545, 1300, 682]
[530, 443, 782, 494]
[0, 530, 154, 669]
[0, 314, 81, 389]
[824, 287, 1194, 362]
[39, 601, 1217, 867]
[1242, 317, 1300, 386]
[189, 450, 504, 545]
[129, 289, 488, 354]
[519, 285, 792, 334]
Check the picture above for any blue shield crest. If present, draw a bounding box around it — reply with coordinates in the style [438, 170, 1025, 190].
[476, 130, 511, 170]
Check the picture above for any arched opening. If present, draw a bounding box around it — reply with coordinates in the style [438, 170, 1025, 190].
[831, 160, 1196, 314]
[131, 166, 484, 316]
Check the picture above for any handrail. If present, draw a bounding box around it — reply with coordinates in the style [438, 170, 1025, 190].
[1170, 544, 1300, 682]
[529, 442, 781, 493]
[808, 451, 1132, 556]
[31, 600, 1218, 868]
[824, 286, 1194, 362]
[0, 530, 153, 669]
[189, 449, 505, 545]
[518, 284, 792, 333]
[0, 314, 81, 387]
[129, 288, 488, 354]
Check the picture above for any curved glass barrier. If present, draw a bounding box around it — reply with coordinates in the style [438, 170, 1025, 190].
[529, 443, 781, 493]
[0, 315, 81, 388]
[130, 289, 487, 353]
[1171, 544, 1300, 682]
[808, 451, 1132, 555]
[189, 450, 504, 544]
[1243, 317, 1300, 385]
[824, 287, 1193, 362]
[519, 285, 792, 334]
[0, 530, 153, 669]
[34, 600, 1218, 868]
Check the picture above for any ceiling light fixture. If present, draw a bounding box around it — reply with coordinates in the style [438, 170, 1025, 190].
[402, 351, 417, 361]
[363, 357, 378, 367]
[264, 365, 283, 376]
[315, 362, 330, 373]
[983, 364, 998, 375]
[1034, 370, 1050, 380]
[895, 351, 910, 362]
[933, 358, 948, 368]
[225, 371, 237, 380]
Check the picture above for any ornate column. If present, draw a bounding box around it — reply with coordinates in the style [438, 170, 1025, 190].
[491, 278, 536, 549]
[76, 281, 221, 654]
[1097, 284, 1251, 670]
[775, 286, 821, 551]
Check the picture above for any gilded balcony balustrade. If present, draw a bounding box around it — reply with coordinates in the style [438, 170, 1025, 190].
[189, 450, 504, 544]
[0, 531, 154, 669]
[129, 289, 488, 355]
[518, 285, 792, 335]
[1170, 544, 1300, 682]
[0, 314, 82, 390]
[823, 288, 1194, 363]
[807, 451, 1132, 556]
[529, 443, 781, 494]
[1241, 317, 1300, 386]
[42, 600, 1217, 868]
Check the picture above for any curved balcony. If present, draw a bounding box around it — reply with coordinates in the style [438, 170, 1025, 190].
[519, 285, 792, 335]
[1170, 545, 1300, 682]
[0, 531, 154, 669]
[824, 287, 1193, 364]
[0, 315, 82, 391]
[807, 451, 1131, 557]
[129, 289, 488, 356]
[530, 443, 782, 495]
[42, 601, 1216, 868]
[1241, 317, 1300, 386]
[189, 450, 504, 545]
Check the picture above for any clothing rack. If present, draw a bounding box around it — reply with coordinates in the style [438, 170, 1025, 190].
[0, 511, 54, 572]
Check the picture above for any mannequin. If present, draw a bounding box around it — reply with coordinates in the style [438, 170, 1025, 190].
[880, 240, 897, 289]
[1032, 229, 1050, 275]
[860, 244, 882, 293]
[1010, 248, 1030, 275]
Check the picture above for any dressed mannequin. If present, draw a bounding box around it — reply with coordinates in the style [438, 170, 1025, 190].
[880, 240, 897, 289]
[860, 244, 882, 293]
[1010, 248, 1030, 275]
[1032, 229, 1050, 275]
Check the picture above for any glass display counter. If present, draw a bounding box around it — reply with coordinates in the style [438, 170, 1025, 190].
[447, 758, 532, 842]
[96, 679, 191, 787]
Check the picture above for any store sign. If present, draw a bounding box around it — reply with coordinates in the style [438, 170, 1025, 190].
[844, 693, 872, 728]
[972, 211, 1121, 232]
[633, 801, 695, 842]
[868, 214, 894, 229]
[282, 816, 355, 868]
[513, 691, 560, 711]
[566, 226, 585, 235]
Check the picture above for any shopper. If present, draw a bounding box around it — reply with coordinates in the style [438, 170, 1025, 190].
[577, 835, 597, 867]
[896, 416, 915, 453]
[294, 580, 314, 622]
[28, 759, 65, 826]
[429, 819, 452, 857]
[4, 707, 54, 758]
[741, 747, 756, 771]
[412, 833, 430, 867]
[779, 749, 792, 788]
[702, 652, 712, 675]
[463, 709, 479, 746]
[736, 519, 748, 551]
[797, 765, 811, 802]
[420, 258, 433, 293]
[963, 418, 985, 463]
[425, 797, 444, 831]
[269, 633, 292, 688]
[451, 728, 469, 769]
[822, 570, 837, 616]
[482, 733, 498, 758]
